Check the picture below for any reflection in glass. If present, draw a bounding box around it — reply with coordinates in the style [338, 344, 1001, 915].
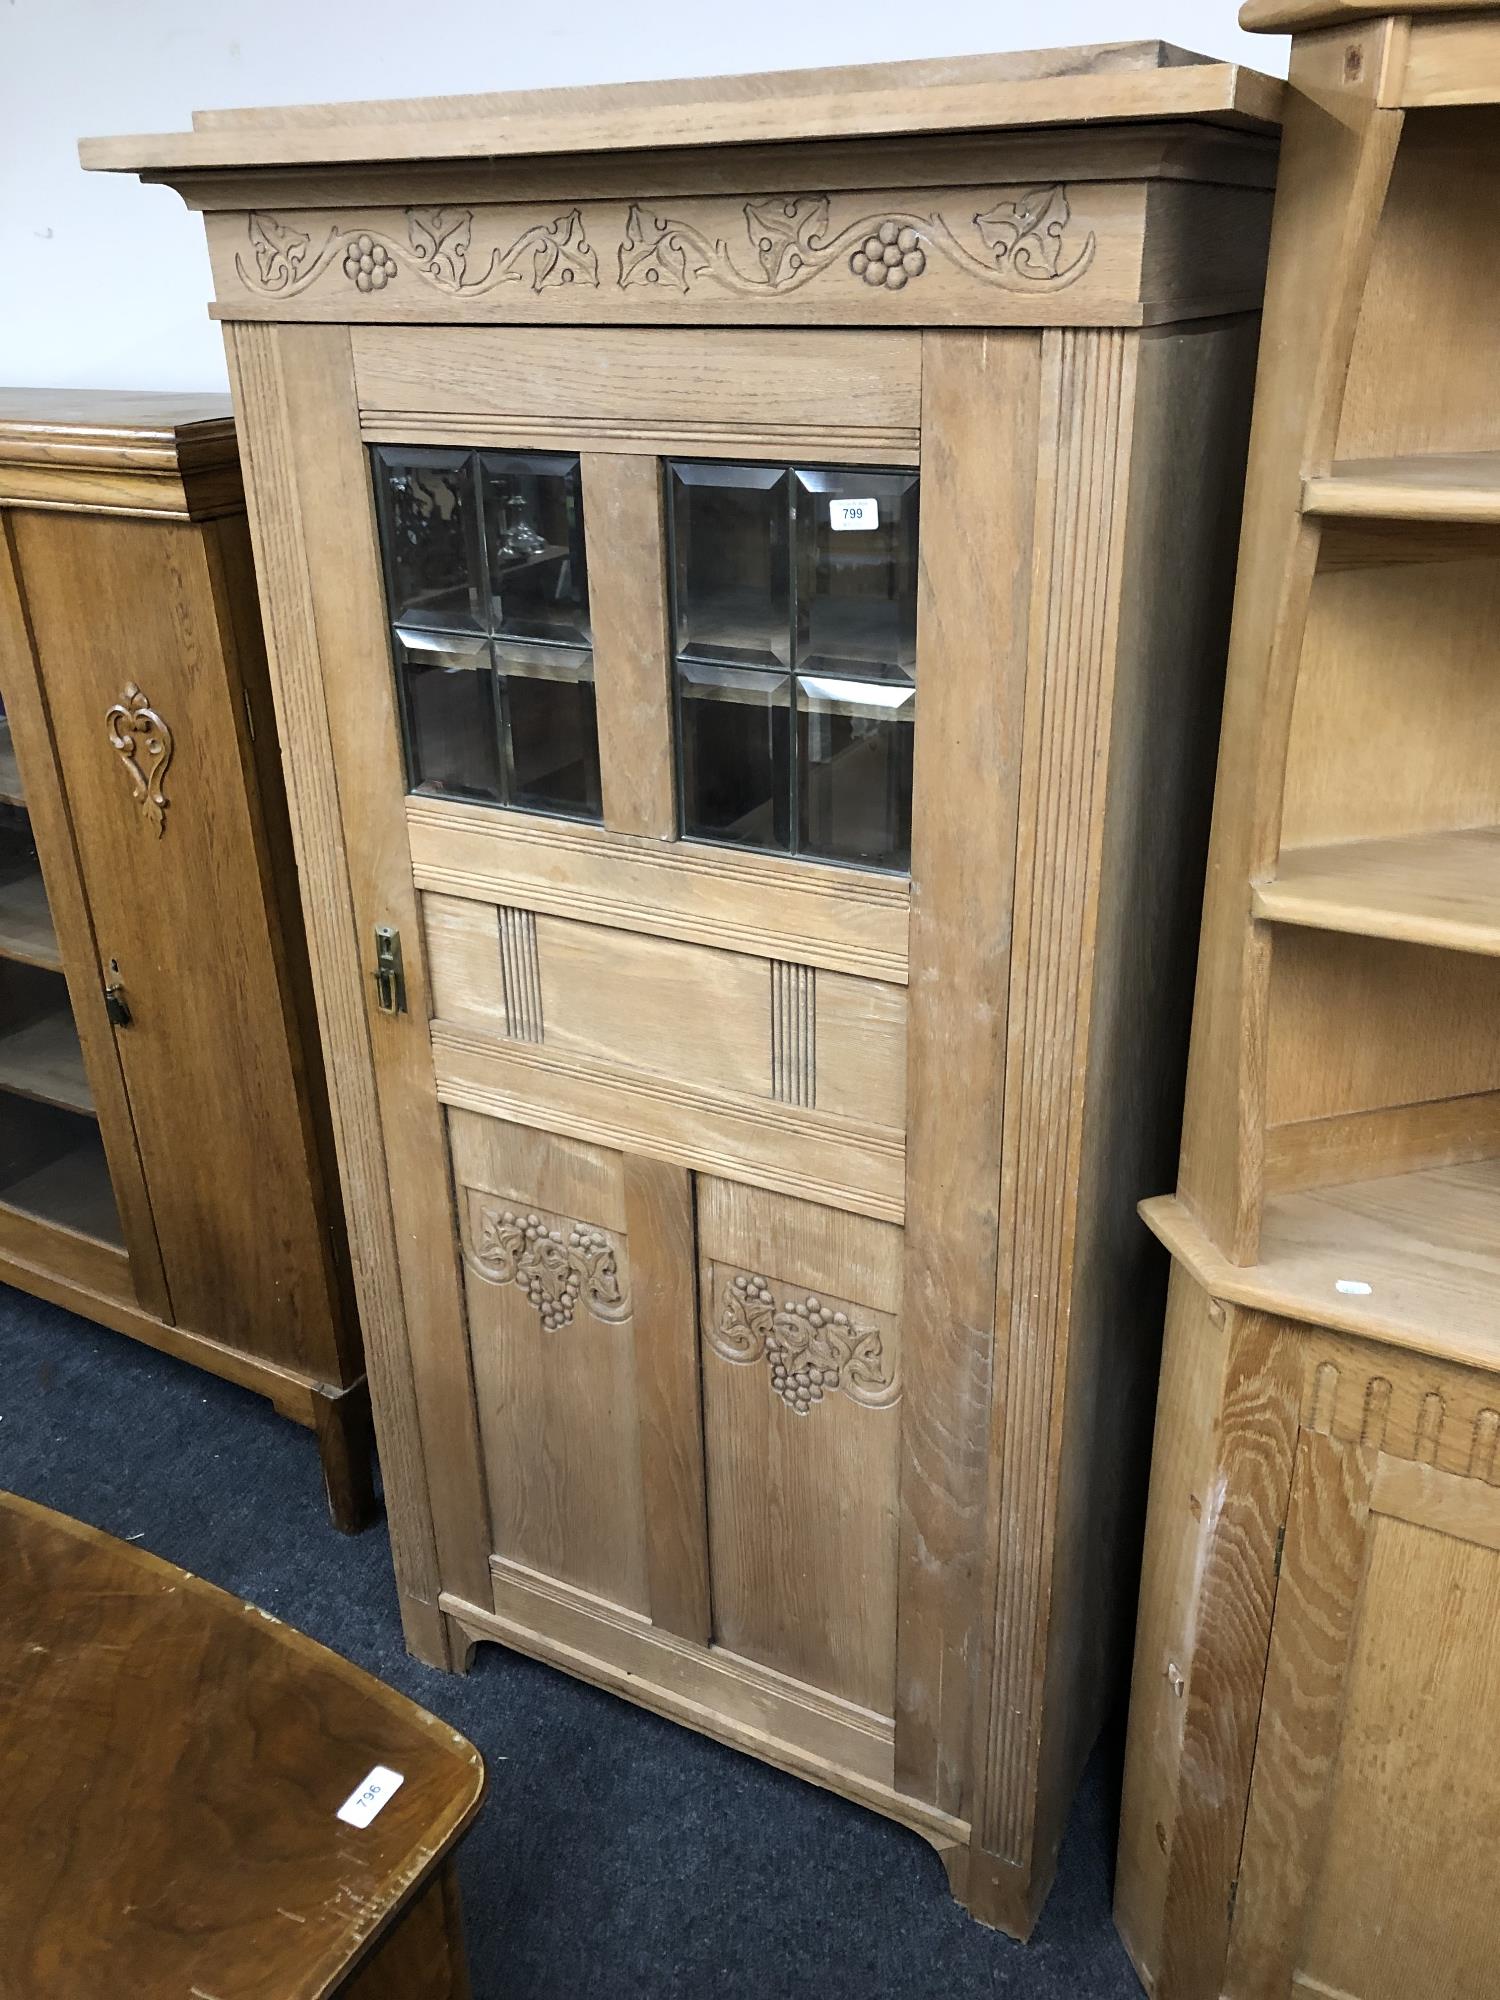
[795, 468, 919, 677]
[481, 453, 590, 645]
[373, 448, 481, 632]
[372, 447, 601, 822]
[394, 631, 504, 805]
[669, 463, 791, 669]
[666, 459, 919, 873]
[677, 661, 791, 850]
[499, 645, 602, 818]
[797, 675, 915, 871]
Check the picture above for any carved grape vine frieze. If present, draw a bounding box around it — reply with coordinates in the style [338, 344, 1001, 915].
[707, 1270, 900, 1416]
[239, 204, 600, 299]
[235, 185, 1094, 305]
[462, 1196, 629, 1331]
[104, 682, 173, 837]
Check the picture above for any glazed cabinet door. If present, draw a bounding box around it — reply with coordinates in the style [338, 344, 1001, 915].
[1225, 1395, 1500, 2000]
[227, 320, 1027, 1834]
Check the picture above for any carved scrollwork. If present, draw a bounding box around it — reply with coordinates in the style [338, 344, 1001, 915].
[618, 186, 1093, 298]
[707, 1270, 900, 1416]
[462, 1197, 629, 1331]
[104, 683, 173, 837]
[237, 206, 600, 299]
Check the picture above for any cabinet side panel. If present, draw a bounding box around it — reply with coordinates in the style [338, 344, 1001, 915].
[895, 328, 1039, 1814]
[1002, 314, 1258, 1915]
[223, 321, 471, 1655]
[1114, 1267, 1236, 1994]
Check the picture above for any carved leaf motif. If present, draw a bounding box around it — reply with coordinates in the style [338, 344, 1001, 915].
[465, 1200, 629, 1331]
[407, 206, 474, 288]
[104, 683, 174, 838]
[707, 1271, 899, 1415]
[973, 185, 1076, 280]
[618, 203, 704, 292]
[529, 209, 599, 293]
[245, 210, 314, 292]
[742, 195, 831, 288]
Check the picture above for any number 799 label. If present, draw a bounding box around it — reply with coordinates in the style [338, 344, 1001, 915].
[829, 497, 880, 532]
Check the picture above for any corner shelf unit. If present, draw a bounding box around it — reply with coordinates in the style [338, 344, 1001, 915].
[1151, 9, 1500, 1337]
[1120, 13, 1500, 1999]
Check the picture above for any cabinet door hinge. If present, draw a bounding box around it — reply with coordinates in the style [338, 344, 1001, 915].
[373, 924, 406, 1016]
[1273, 1524, 1286, 1577]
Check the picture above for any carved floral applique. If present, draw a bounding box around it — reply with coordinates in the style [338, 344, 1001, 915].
[463, 1199, 629, 1332]
[709, 1271, 900, 1415]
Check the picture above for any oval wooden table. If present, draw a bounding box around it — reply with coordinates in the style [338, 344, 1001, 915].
[0, 1492, 485, 1997]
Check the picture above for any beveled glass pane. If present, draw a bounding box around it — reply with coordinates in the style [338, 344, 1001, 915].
[374, 448, 481, 633]
[481, 452, 590, 645]
[497, 644, 602, 820]
[677, 660, 790, 851]
[395, 630, 503, 804]
[797, 674, 915, 871]
[669, 463, 790, 670]
[795, 468, 919, 678]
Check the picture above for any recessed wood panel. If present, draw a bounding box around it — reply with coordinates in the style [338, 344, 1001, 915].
[353, 324, 922, 449]
[697, 1178, 904, 1715]
[449, 1108, 649, 1614]
[1265, 929, 1500, 1126]
[421, 891, 909, 1137]
[1298, 1513, 1500, 2000]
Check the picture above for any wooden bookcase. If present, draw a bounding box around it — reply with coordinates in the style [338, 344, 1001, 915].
[1116, 6, 1500, 1996]
[86, 43, 1278, 1934]
[0, 393, 369, 1529]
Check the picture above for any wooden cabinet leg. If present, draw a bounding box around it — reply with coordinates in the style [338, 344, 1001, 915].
[311, 1382, 378, 1534]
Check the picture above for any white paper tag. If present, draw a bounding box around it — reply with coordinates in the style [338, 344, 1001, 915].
[337, 1765, 405, 1828]
[1334, 1279, 1373, 1297]
[830, 497, 879, 532]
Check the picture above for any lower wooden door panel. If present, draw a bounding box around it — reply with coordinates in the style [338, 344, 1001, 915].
[445, 1104, 912, 1791]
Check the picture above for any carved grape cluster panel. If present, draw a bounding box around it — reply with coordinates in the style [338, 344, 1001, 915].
[462, 1196, 629, 1331]
[234, 185, 1094, 306]
[708, 1269, 900, 1416]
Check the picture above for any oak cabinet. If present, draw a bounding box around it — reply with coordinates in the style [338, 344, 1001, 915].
[0, 392, 368, 1528]
[88, 41, 1278, 1934]
[1117, 3, 1500, 1993]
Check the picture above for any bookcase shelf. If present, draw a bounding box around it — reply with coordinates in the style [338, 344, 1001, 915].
[1305, 451, 1500, 524]
[1254, 825, 1500, 954]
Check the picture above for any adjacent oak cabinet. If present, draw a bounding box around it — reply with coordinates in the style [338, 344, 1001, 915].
[86, 41, 1279, 1933]
[0, 393, 369, 1528]
[1117, 4, 1500, 1996]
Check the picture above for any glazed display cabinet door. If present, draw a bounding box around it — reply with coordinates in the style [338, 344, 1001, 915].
[368, 396, 920, 1743]
[227, 322, 967, 1828]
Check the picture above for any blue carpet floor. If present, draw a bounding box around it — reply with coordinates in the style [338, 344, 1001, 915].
[1, 1283, 1144, 1998]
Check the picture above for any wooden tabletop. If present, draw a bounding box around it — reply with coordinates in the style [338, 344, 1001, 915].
[79, 41, 1283, 176]
[0, 1493, 485, 1999]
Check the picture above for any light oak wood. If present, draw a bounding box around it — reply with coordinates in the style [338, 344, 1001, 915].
[1124, 1282, 1500, 1996]
[0, 396, 368, 1528]
[1305, 450, 1500, 521]
[1242, 0, 1490, 27]
[581, 453, 675, 839]
[101, 50, 1277, 1938]
[1255, 825, 1500, 952]
[1399, 15, 1500, 106]
[81, 50, 1281, 174]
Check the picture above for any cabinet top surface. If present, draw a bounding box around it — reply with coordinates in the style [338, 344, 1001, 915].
[1240, 0, 1493, 29]
[80, 41, 1282, 178]
[0, 1492, 484, 1997]
[0, 388, 236, 464]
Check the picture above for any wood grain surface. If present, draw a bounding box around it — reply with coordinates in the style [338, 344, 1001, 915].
[0, 1492, 482, 1999]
